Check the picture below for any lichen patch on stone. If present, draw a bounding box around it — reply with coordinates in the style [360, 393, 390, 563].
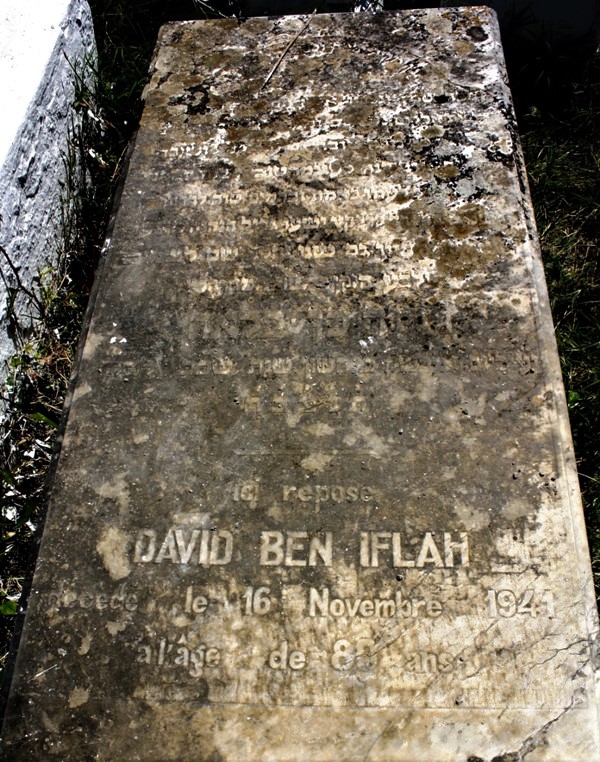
[96, 527, 130, 580]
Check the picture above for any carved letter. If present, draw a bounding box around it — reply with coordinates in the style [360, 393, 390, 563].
[134, 530, 156, 563]
[260, 531, 284, 566]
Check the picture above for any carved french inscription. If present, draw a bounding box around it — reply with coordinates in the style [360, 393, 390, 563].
[2, 9, 599, 760]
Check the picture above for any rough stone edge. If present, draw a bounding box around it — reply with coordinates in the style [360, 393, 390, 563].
[486, 6, 600, 736]
[0, 129, 140, 732]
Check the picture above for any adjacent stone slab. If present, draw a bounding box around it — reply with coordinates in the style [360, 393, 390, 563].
[2, 9, 599, 759]
[0, 0, 96, 388]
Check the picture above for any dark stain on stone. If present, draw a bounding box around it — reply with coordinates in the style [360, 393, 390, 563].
[467, 25, 489, 42]
[443, 123, 466, 144]
[185, 83, 210, 115]
[168, 83, 211, 116]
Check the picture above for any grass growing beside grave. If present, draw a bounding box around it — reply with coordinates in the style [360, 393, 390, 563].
[0, 58, 118, 680]
[519, 53, 600, 585]
[0, 1, 598, 687]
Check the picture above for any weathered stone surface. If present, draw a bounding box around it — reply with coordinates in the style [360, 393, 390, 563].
[1, 9, 599, 759]
[0, 0, 96, 389]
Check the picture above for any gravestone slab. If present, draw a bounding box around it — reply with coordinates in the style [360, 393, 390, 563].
[2, 9, 599, 760]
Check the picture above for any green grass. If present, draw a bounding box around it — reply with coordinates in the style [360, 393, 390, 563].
[0, 2, 598, 683]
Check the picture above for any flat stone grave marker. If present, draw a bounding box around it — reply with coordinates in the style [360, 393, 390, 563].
[2, 9, 599, 760]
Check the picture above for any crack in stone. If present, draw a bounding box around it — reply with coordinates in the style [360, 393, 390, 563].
[362, 718, 394, 761]
[534, 636, 592, 667]
[490, 695, 577, 761]
[413, 620, 500, 701]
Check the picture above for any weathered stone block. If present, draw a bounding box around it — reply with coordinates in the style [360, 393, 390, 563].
[0, 0, 96, 384]
[1, 9, 598, 759]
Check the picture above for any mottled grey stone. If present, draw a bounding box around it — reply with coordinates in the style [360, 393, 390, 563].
[0, 0, 96, 390]
[1, 9, 599, 759]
